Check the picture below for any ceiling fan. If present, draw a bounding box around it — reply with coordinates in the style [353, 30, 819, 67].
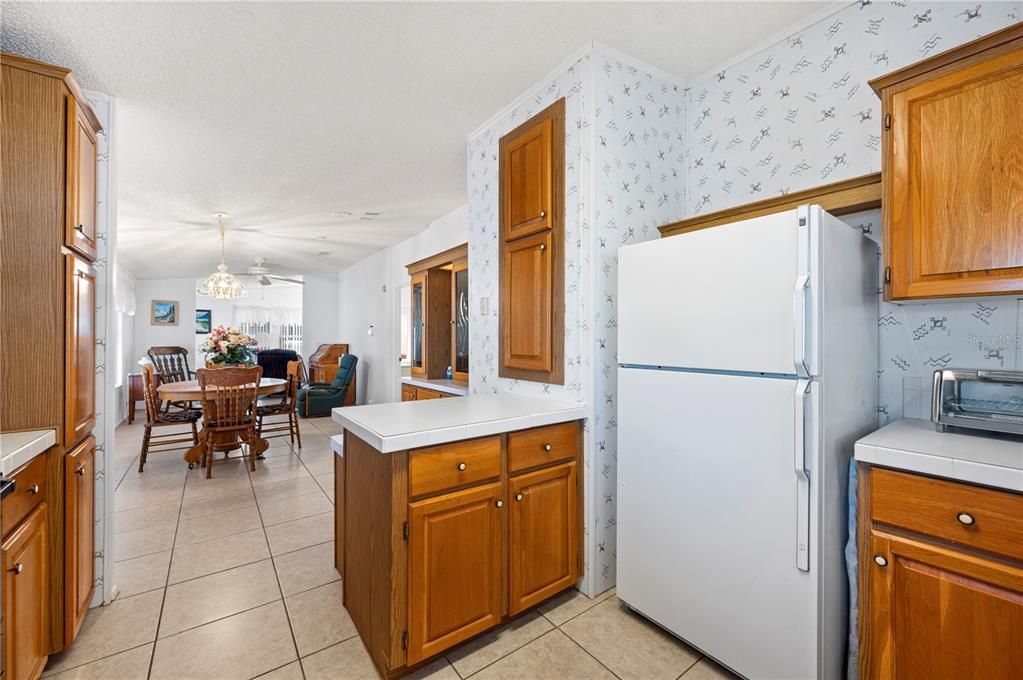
[244, 258, 305, 286]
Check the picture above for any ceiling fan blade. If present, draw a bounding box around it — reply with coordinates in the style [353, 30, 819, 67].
[259, 275, 272, 286]
[267, 275, 305, 285]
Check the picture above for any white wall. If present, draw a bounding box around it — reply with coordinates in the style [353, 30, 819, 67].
[302, 272, 341, 361]
[338, 205, 469, 405]
[133, 278, 200, 368]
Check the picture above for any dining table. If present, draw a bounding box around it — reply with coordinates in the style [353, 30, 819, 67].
[156, 377, 288, 466]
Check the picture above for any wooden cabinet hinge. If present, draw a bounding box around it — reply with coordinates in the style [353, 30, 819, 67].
[884, 266, 891, 284]
[402, 521, 409, 541]
[884, 113, 891, 131]
[401, 630, 408, 650]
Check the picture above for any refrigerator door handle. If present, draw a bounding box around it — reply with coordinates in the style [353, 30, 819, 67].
[794, 379, 811, 572]
[792, 274, 811, 378]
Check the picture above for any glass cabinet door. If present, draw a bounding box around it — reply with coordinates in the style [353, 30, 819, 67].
[452, 261, 469, 381]
[411, 274, 425, 374]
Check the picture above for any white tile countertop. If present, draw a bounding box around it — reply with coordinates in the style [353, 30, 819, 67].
[855, 418, 1023, 493]
[333, 393, 587, 453]
[0, 428, 57, 476]
[400, 376, 469, 396]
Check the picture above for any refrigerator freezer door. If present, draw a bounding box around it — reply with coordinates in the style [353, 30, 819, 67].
[619, 207, 818, 376]
[617, 367, 818, 680]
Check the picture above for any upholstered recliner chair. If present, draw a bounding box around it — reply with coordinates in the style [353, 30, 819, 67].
[296, 354, 357, 417]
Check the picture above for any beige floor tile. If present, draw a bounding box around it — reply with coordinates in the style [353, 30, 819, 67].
[302, 457, 335, 476]
[116, 470, 186, 493]
[115, 484, 183, 511]
[44, 590, 163, 674]
[471, 630, 615, 680]
[681, 658, 740, 680]
[250, 458, 314, 487]
[314, 473, 334, 500]
[406, 657, 461, 680]
[159, 559, 282, 637]
[43, 643, 153, 680]
[149, 601, 297, 680]
[168, 527, 269, 584]
[114, 522, 176, 561]
[296, 447, 333, 464]
[258, 491, 332, 527]
[114, 501, 179, 534]
[128, 454, 191, 476]
[265, 512, 333, 555]
[311, 419, 343, 436]
[174, 505, 263, 546]
[273, 541, 339, 596]
[447, 610, 553, 677]
[178, 486, 256, 519]
[285, 581, 356, 656]
[114, 550, 171, 597]
[254, 661, 304, 679]
[181, 474, 253, 502]
[300, 638, 375, 680]
[561, 598, 699, 680]
[253, 476, 323, 504]
[538, 588, 605, 626]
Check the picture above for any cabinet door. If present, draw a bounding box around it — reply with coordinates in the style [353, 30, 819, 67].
[864, 530, 1023, 679]
[410, 273, 426, 377]
[500, 99, 563, 242]
[415, 387, 441, 400]
[65, 436, 95, 645]
[2, 503, 49, 680]
[451, 259, 469, 383]
[401, 384, 418, 402]
[65, 254, 96, 447]
[884, 47, 1023, 299]
[508, 461, 578, 615]
[65, 95, 98, 261]
[501, 231, 554, 375]
[407, 482, 503, 664]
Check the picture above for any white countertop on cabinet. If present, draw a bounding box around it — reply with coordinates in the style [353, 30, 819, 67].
[333, 393, 587, 453]
[0, 428, 57, 476]
[400, 377, 469, 396]
[855, 418, 1023, 492]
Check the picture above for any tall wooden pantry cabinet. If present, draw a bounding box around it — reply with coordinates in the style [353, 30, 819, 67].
[1, 51, 101, 676]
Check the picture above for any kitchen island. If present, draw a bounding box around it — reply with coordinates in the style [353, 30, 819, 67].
[332, 393, 586, 678]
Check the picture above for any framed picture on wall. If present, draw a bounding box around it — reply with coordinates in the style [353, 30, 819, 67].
[195, 309, 212, 334]
[151, 300, 179, 326]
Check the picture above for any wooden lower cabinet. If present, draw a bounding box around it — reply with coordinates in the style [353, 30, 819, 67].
[508, 461, 578, 615]
[64, 436, 95, 644]
[2, 503, 49, 680]
[860, 464, 1023, 679]
[407, 482, 504, 664]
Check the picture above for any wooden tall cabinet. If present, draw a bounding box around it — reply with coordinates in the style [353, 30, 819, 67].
[2, 505, 49, 680]
[499, 99, 564, 384]
[871, 24, 1023, 300]
[405, 244, 467, 383]
[859, 465, 1023, 679]
[1, 52, 102, 665]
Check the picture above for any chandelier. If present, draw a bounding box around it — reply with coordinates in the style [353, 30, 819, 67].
[196, 214, 248, 300]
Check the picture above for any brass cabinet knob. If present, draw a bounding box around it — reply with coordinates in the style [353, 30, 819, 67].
[957, 512, 975, 526]
[543, 443, 552, 452]
[28, 484, 39, 494]
[10, 563, 23, 575]
[874, 555, 888, 567]
[495, 500, 503, 508]
[76, 465, 86, 477]
[515, 493, 523, 502]
[540, 210, 546, 219]
[457, 462, 466, 471]
[539, 243, 546, 252]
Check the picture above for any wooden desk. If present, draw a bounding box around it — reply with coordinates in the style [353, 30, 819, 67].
[157, 378, 287, 466]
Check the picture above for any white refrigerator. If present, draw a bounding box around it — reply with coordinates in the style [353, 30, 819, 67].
[617, 205, 878, 680]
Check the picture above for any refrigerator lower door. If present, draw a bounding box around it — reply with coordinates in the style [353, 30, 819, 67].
[618, 367, 819, 680]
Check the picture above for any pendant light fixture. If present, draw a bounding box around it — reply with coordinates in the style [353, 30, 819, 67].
[197, 214, 248, 300]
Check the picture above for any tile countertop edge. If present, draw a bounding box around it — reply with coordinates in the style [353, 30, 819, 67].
[0, 428, 57, 477]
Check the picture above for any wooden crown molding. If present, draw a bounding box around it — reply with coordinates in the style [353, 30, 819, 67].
[1, 52, 103, 133]
[658, 172, 882, 238]
[406, 243, 468, 275]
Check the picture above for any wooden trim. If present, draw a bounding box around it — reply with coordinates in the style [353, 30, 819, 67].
[658, 172, 882, 237]
[406, 243, 468, 275]
[0, 52, 102, 134]
[869, 22, 1023, 95]
[857, 463, 877, 678]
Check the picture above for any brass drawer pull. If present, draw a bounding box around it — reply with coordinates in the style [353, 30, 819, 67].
[957, 512, 976, 526]
[457, 462, 466, 471]
[28, 483, 40, 494]
[543, 443, 552, 452]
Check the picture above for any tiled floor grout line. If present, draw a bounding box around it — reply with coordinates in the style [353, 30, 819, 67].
[675, 655, 705, 679]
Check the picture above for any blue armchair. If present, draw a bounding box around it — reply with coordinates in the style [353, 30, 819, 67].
[296, 354, 357, 417]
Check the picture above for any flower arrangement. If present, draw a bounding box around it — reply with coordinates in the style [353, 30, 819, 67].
[201, 325, 258, 366]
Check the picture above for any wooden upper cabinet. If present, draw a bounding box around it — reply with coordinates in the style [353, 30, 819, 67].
[864, 530, 1023, 679]
[65, 253, 96, 447]
[407, 482, 504, 665]
[508, 461, 578, 615]
[872, 25, 1023, 300]
[501, 100, 562, 241]
[2, 503, 49, 680]
[65, 436, 95, 646]
[65, 95, 98, 262]
[410, 273, 426, 377]
[501, 232, 555, 375]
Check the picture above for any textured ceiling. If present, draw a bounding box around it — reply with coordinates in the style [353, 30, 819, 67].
[1, 1, 833, 279]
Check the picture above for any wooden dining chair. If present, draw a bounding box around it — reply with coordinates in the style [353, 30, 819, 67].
[139, 364, 201, 472]
[148, 346, 198, 412]
[256, 359, 303, 449]
[197, 366, 262, 478]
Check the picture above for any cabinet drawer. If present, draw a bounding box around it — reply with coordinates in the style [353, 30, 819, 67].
[415, 387, 442, 400]
[508, 422, 578, 474]
[871, 467, 1023, 562]
[409, 436, 501, 498]
[1, 452, 48, 536]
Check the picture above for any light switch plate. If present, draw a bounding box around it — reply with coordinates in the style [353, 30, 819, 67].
[480, 297, 489, 316]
